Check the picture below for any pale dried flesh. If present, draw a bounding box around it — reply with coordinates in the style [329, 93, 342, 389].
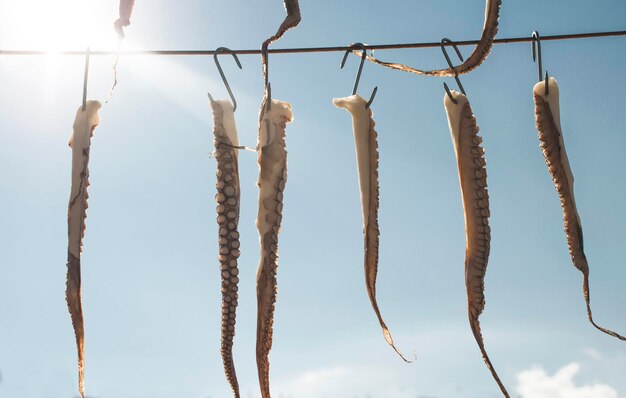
[114, 0, 136, 39]
[332, 95, 413, 362]
[66, 100, 102, 398]
[444, 91, 509, 397]
[211, 100, 243, 397]
[534, 78, 626, 341]
[361, 0, 501, 77]
[255, 100, 293, 398]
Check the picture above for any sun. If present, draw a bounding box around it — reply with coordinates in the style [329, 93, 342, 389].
[1, 0, 119, 51]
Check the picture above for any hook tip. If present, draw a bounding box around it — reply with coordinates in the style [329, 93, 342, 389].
[234, 54, 243, 69]
[366, 86, 378, 108]
[340, 50, 350, 69]
[443, 82, 458, 104]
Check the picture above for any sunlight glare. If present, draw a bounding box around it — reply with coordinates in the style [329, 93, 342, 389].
[1, 0, 118, 51]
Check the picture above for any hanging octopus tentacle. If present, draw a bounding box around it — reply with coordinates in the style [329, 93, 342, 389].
[254, 3, 300, 396]
[211, 100, 243, 397]
[534, 77, 626, 341]
[256, 100, 293, 398]
[108, 0, 137, 101]
[261, 0, 301, 55]
[66, 100, 102, 398]
[65, 252, 85, 398]
[444, 91, 509, 397]
[260, 0, 301, 82]
[359, 0, 501, 77]
[260, 0, 301, 113]
[333, 95, 414, 362]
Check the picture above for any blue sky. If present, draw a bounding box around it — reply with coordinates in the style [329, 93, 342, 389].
[0, 1, 625, 397]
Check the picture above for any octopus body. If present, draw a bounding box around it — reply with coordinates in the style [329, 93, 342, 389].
[362, 0, 501, 77]
[333, 95, 412, 362]
[114, 0, 136, 39]
[66, 100, 102, 398]
[256, 99, 293, 398]
[444, 91, 509, 397]
[533, 78, 625, 341]
[211, 99, 243, 397]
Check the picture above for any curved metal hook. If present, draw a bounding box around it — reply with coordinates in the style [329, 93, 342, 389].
[209, 47, 243, 112]
[366, 87, 378, 108]
[341, 43, 366, 96]
[262, 46, 272, 111]
[531, 31, 549, 95]
[441, 38, 466, 104]
[82, 47, 90, 110]
[341, 42, 377, 108]
[266, 82, 272, 112]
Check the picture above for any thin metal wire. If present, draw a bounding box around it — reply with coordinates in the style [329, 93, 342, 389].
[1, 30, 624, 56]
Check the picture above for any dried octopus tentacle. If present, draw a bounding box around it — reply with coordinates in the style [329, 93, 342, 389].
[211, 100, 243, 397]
[256, 99, 293, 398]
[256, 7, 299, 393]
[108, 0, 136, 101]
[260, 0, 301, 107]
[66, 100, 102, 398]
[261, 0, 301, 81]
[332, 95, 413, 363]
[533, 77, 626, 341]
[114, 0, 136, 39]
[444, 91, 509, 397]
[359, 0, 501, 77]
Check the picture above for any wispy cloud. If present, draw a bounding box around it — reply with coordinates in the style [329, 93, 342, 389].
[516, 362, 618, 398]
[582, 347, 603, 360]
[272, 365, 421, 398]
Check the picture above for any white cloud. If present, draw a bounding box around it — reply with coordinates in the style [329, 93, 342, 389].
[273, 365, 419, 398]
[516, 362, 618, 398]
[583, 348, 603, 360]
[283, 366, 351, 392]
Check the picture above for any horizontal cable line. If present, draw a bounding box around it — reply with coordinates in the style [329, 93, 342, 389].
[0, 29, 624, 56]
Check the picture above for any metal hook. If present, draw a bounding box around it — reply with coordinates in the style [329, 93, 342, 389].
[262, 46, 272, 111]
[208, 47, 243, 112]
[266, 82, 272, 111]
[340, 43, 377, 108]
[82, 47, 90, 111]
[440, 38, 466, 104]
[531, 31, 549, 95]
